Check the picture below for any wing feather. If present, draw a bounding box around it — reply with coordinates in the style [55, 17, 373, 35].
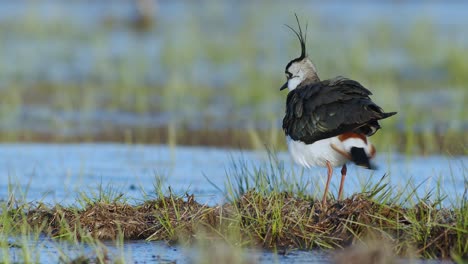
[282, 77, 396, 144]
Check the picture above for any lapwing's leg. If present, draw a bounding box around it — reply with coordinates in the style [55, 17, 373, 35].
[338, 164, 347, 200]
[322, 161, 333, 206]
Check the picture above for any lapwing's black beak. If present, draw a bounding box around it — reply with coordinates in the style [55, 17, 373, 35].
[280, 81, 288, 91]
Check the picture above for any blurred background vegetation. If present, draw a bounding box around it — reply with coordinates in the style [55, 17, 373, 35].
[0, 0, 466, 155]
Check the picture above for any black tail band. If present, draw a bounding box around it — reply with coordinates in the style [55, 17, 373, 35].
[350, 147, 374, 170]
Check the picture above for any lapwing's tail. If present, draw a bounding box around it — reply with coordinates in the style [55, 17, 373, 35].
[350, 147, 376, 170]
[381, 111, 397, 119]
[358, 111, 397, 136]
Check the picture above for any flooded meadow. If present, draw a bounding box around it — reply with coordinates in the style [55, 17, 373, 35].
[0, 1, 467, 263]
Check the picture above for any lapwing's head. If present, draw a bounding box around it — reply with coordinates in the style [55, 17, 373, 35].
[280, 15, 320, 92]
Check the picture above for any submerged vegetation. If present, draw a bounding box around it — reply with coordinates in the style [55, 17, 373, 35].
[1, 155, 467, 263]
[0, 2, 466, 155]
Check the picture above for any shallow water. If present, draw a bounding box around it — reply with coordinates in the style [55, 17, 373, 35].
[1, 143, 465, 263]
[0, 143, 465, 205]
[7, 234, 334, 263]
[5, 235, 451, 264]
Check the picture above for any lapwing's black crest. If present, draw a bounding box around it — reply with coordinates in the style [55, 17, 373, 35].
[282, 77, 397, 144]
[284, 14, 307, 72]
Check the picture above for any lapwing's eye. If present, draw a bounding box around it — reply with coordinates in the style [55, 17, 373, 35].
[285, 72, 292, 79]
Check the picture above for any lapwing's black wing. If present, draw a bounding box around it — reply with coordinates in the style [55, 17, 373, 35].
[283, 77, 396, 144]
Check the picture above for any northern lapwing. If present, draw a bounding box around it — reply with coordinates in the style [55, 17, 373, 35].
[280, 16, 397, 206]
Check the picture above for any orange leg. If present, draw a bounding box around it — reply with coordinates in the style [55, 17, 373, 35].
[338, 164, 347, 200]
[322, 161, 333, 206]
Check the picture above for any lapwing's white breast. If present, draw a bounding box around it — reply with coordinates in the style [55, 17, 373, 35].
[286, 136, 346, 168]
[286, 134, 375, 168]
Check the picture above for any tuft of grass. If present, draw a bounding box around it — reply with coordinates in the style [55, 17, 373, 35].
[0, 185, 125, 263]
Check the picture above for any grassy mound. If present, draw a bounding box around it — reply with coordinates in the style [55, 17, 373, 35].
[21, 190, 466, 260]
